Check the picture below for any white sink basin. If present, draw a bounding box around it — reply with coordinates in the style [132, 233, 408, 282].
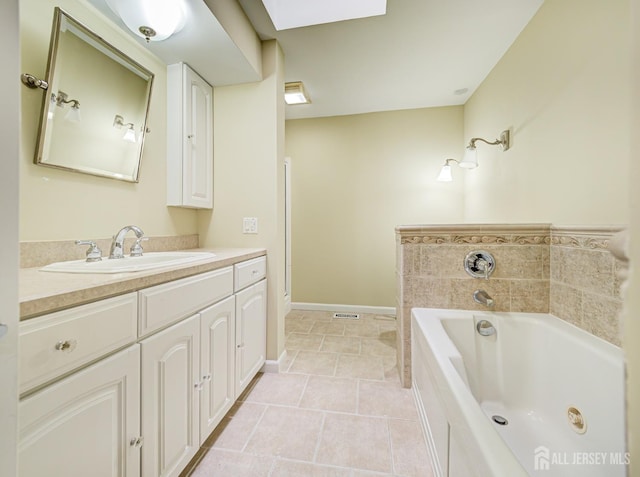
[40, 252, 216, 274]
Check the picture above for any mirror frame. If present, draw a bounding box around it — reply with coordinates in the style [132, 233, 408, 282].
[34, 7, 154, 182]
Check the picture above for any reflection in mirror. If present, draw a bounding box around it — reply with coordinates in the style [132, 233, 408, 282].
[35, 8, 154, 182]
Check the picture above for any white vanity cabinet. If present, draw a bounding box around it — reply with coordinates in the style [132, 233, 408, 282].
[167, 62, 213, 209]
[199, 296, 236, 442]
[18, 254, 267, 477]
[234, 257, 267, 396]
[140, 315, 200, 477]
[18, 345, 141, 477]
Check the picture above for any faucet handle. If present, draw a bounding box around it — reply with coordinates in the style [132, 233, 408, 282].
[75, 240, 102, 262]
[130, 237, 149, 257]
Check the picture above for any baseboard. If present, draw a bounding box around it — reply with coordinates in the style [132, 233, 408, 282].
[261, 349, 287, 373]
[292, 302, 396, 317]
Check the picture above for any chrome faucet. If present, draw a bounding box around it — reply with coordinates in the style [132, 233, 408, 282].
[109, 225, 144, 259]
[473, 289, 494, 308]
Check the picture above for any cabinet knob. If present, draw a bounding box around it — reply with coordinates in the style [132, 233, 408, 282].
[129, 436, 144, 448]
[187, 134, 194, 139]
[55, 339, 77, 352]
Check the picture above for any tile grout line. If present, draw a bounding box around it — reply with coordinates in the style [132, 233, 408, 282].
[238, 403, 269, 454]
[295, 374, 311, 408]
[311, 412, 327, 463]
[386, 417, 397, 476]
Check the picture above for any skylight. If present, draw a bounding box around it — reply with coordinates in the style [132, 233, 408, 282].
[261, 0, 387, 31]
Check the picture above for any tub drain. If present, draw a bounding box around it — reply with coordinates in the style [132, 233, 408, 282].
[492, 415, 508, 426]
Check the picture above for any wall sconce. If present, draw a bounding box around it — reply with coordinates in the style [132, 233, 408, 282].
[285, 81, 311, 105]
[437, 129, 511, 181]
[105, 0, 186, 42]
[113, 115, 137, 143]
[436, 159, 457, 182]
[51, 91, 81, 122]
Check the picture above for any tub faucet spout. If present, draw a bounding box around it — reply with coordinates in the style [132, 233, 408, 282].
[473, 289, 494, 308]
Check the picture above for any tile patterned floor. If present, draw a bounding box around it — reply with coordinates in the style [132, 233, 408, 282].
[183, 310, 433, 477]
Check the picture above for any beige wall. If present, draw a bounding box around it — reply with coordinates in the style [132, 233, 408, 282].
[198, 40, 286, 362]
[463, 0, 630, 225]
[20, 0, 197, 241]
[627, 0, 639, 473]
[286, 107, 464, 307]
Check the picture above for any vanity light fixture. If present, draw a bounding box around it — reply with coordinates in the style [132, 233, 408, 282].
[284, 81, 311, 105]
[437, 129, 511, 181]
[113, 115, 137, 143]
[52, 91, 81, 122]
[105, 0, 187, 42]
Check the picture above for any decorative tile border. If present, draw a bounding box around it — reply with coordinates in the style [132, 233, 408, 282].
[397, 224, 552, 246]
[550, 226, 625, 250]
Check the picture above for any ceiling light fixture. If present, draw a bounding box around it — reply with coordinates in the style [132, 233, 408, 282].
[285, 81, 311, 105]
[105, 0, 186, 42]
[437, 129, 511, 181]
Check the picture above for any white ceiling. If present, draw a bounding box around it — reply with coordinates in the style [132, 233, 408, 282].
[239, 0, 544, 119]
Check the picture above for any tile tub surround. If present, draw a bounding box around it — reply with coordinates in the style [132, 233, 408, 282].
[181, 310, 433, 477]
[550, 226, 626, 346]
[395, 224, 626, 387]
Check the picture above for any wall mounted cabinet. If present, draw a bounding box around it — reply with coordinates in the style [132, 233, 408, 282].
[167, 63, 213, 209]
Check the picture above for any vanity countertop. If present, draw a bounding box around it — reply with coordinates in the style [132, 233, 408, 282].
[19, 248, 266, 320]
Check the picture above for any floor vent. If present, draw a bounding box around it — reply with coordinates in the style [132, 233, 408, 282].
[333, 312, 360, 320]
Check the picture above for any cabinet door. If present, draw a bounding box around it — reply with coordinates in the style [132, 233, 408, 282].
[141, 315, 199, 477]
[167, 63, 213, 209]
[183, 65, 213, 208]
[199, 296, 235, 443]
[18, 345, 140, 477]
[235, 280, 267, 396]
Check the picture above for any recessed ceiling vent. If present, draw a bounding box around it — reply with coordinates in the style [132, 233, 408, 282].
[333, 312, 360, 320]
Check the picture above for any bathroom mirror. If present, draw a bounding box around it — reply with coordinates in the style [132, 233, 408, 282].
[33, 8, 154, 182]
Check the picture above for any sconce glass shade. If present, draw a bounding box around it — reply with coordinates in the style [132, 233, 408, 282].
[105, 0, 186, 41]
[436, 164, 453, 182]
[123, 126, 137, 143]
[65, 104, 81, 122]
[459, 146, 478, 169]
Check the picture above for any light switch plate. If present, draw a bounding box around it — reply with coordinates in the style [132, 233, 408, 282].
[243, 217, 258, 234]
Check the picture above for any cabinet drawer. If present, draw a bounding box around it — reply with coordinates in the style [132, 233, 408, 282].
[19, 293, 138, 395]
[234, 256, 266, 291]
[139, 267, 233, 336]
